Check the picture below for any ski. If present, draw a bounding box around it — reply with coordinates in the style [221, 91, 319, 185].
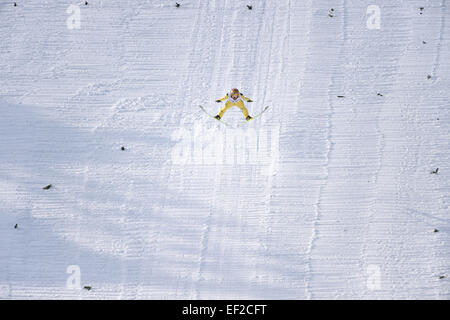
[199, 105, 232, 127]
[242, 106, 270, 124]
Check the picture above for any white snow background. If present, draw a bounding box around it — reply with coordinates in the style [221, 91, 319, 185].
[0, 0, 448, 299]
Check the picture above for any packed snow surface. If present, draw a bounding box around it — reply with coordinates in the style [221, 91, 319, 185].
[0, 0, 448, 299]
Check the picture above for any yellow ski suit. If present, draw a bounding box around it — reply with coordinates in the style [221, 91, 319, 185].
[216, 93, 252, 118]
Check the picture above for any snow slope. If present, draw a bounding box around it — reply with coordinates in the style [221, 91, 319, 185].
[0, 0, 448, 299]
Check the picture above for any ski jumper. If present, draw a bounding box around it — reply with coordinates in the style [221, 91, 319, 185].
[216, 93, 252, 118]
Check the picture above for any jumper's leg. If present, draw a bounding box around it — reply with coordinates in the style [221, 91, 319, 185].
[218, 101, 234, 118]
[235, 100, 249, 118]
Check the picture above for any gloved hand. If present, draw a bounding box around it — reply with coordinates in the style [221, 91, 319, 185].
[247, 99, 253, 102]
[215, 100, 222, 103]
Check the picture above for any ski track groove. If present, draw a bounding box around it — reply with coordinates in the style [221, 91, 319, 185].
[303, 0, 347, 299]
[432, 0, 446, 77]
[187, 0, 221, 299]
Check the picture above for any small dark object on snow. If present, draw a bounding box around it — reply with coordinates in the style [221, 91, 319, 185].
[430, 168, 439, 174]
[14, 2, 17, 6]
[439, 275, 445, 279]
[427, 75, 431, 79]
[433, 229, 439, 233]
[175, 2, 180, 7]
[14, 224, 18, 229]
[437, 118, 439, 120]
[85, 1, 88, 5]
[83, 286, 92, 291]
[330, 8, 334, 11]
[247, 5, 252, 10]
[121, 146, 125, 151]
[423, 41, 427, 44]
[377, 93, 383, 96]
[43, 184, 52, 190]
[337, 95, 345, 98]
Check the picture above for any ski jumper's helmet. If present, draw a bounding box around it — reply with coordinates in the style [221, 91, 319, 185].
[230, 88, 239, 98]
